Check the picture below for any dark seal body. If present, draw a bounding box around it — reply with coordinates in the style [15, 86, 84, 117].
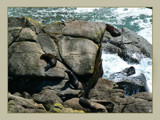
[65, 70, 79, 89]
[79, 97, 95, 109]
[106, 24, 121, 37]
[123, 66, 135, 76]
[40, 53, 57, 71]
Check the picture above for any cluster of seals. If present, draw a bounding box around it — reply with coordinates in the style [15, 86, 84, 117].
[40, 53, 57, 71]
[65, 70, 79, 89]
[106, 23, 121, 37]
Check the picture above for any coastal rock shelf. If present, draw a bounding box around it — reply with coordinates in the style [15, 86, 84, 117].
[8, 17, 152, 113]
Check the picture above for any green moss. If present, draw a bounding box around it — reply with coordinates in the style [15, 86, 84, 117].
[96, 44, 99, 50]
[72, 110, 85, 113]
[54, 21, 61, 24]
[27, 17, 44, 27]
[88, 66, 94, 74]
[49, 103, 85, 113]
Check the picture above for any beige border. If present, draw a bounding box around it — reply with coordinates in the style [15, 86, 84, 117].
[1, 0, 160, 120]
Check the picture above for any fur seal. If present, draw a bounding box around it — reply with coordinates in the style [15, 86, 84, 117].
[40, 53, 57, 71]
[65, 70, 79, 89]
[79, 97, 96, 109]
[123, 66, 135, 76]
[106, 24, 121, 37]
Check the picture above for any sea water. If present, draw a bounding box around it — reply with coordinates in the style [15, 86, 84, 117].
[8, 7, 152, 92]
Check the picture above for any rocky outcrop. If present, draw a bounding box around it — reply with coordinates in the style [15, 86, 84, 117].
[8, 17, 152, 113]
[102, 27, 152, 63]
[123, 92, 152, 113]
[108, 66, 147, 95]
[88, 78, 152, 113]
[8, 93, 47, 113]
[88, 78, 127, 112]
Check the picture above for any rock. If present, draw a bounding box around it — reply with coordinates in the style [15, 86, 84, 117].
[102, 42, 122, 56]
[123, 92, 152, 113]
[8, 41, 45, 77]
[62, 20, 106, 44]
[8, 17, 26, 28]
[59, 36, 98, 75]
[37, 33, 60, 60]
[102, 27, 152, 63]
[88, 78, 127, 112]
[8, 27, 22, 46]
[25, 17, 44, 34]
[57, 88, 83, 101]
[44, 20, 106, 44]
[63, 98, 91, 112]
[79, 97, 107, 113]
[8, 93, 47, 113]
[13, 92, 22, 97]
[16, 28, 37, 42]
[43, 21, 64, 34]
[109, 72, 147, 88]
[49, 103, 84, 113]
[32, 89, 63, 110]
[63, 97, 107, 113]
[108, 67, 147, 95]
[22, 92, 32, 99]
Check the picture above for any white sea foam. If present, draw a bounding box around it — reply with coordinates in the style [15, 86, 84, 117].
[74, 8, 100, 13]
[102, 52, 152, 92]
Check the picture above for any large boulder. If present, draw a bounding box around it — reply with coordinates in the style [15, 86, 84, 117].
[8, 41, 45, 77]
[44, 19, 106, 44]
[62, 20, 106, 44]
[59, 36, 98, 75]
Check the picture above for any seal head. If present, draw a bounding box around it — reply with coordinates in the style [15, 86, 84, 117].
[40, 53, 57, 71]
[65, 70, 79, 89]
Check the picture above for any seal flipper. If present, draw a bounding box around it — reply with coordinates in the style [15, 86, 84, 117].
[44, 63, 51, 71]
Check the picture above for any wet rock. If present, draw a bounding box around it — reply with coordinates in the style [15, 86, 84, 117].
[102, 27, 152, 63]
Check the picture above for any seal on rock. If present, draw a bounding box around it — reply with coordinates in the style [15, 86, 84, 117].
[79, 97, 96, 109]
[123, 66, 135, 76]
[40, 53, 57, 71]
[106, 24, 121, 37]
[65, 70, 79, 89]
